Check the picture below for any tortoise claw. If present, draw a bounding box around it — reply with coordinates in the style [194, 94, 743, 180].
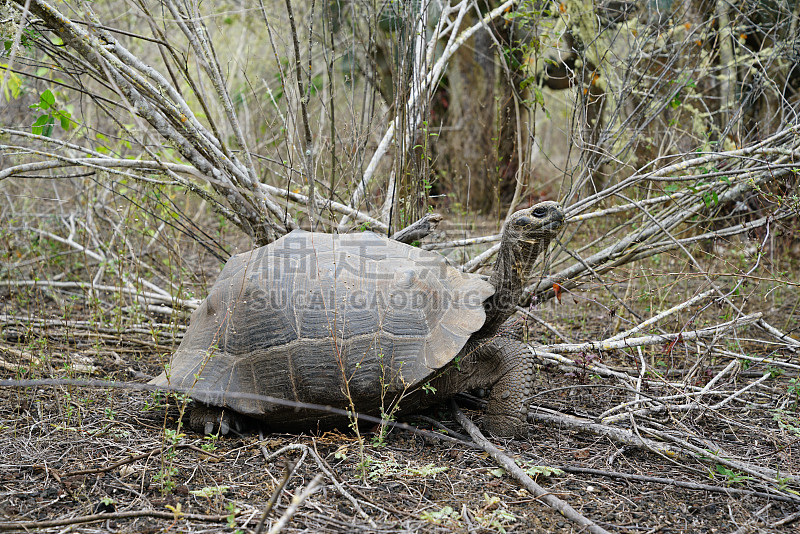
[219, 419, 231, 436]
[190, 404, 242, 435]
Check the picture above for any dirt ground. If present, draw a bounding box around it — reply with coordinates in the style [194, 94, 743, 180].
[1, 297, 799, 533]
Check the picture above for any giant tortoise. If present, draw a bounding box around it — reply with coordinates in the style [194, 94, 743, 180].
[150, 201, 564, 437]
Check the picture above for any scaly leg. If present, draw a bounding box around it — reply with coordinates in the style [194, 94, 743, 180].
[475, 338, 536, 438]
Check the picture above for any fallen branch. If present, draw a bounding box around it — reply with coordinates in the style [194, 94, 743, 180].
[0, 280, 201, 310]
[391, 213, 443, 244]
[538, 312, 762, 354]
[527, 408, 684, 459]
[260, 442, 375, 526]
[556, 466, 800, 503]
[0, 510, 238, 531]
[605, 289, 717, 342]
[267, 473, 323, 534]
[451, 400, 612, 534]
[422, 233, 501, 251]
[254, 458, 297, 534]
[638, 424, 800, 488]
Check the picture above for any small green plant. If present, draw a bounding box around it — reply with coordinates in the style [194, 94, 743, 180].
[201, 433, 219, 452]
[333, 445, 348, 460]
[420, 506, 462, 527]
[421, 382, 436, 394]
[373, 352, 397, 447]
[362, 454, 448, 481]
[225, 502, 241, 532]
[788, 378, 800, 409]
[190, 485, 229, 498]
[366, 454, 400, 481]
[153, 466, 178, 493]
[774, 474, 800, 496]
[767, 366, 785, 378]
[407, 463, 449, 477]
[155, 427, 184, 493]
[712, 464, 753, 486]
[518, 461, 564, 479]
[144, 391, 165, 411]
[773, 410, 800, 437]
[473, 493, 517, 533]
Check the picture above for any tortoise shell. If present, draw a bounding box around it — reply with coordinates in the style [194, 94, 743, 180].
[151, 229, 494, 424]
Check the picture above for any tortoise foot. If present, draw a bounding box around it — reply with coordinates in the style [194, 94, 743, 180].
[190, 404, 244, 435]
[483, 413, 529, 439]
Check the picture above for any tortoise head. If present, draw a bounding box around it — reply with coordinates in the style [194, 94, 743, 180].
[476, 200, 564, 337]
[504, 201, 564, 258]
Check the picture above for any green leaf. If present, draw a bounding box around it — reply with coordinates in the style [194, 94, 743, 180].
[32, 114, 50, 135]
[533, 87, 545, 107]
[57, 110, 72, 129]
[523, 465, 564, 478]
[42, 117, 54, 137]
[39, 89, 55, 110]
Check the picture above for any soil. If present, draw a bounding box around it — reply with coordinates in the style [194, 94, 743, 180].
[1, 315, 799, 533]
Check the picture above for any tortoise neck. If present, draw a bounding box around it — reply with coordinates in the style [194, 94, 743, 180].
[475, 235, 545, 338]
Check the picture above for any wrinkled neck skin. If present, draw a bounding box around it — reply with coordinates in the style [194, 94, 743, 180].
[474, 236, 546, 339]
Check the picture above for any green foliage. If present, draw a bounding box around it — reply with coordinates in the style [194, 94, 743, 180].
[420, 494, 517, 532]
[0, 63, 22, 100]
[489, 461, 564, 480]
[711, 464, 753, 486]
[789, 378, 800, 408]
[407, 463, 449, 476]
[475, 493, 517, 533]
[773, 410, 800, 436]
[767, 366, 785, 379]
[189, 485, 229, 498]
[2, 26, 39, 52]
[152, 465, 178, 493]
[155, 425, 185, 493]
[419, 505, 461, 527]
[520, 462, 564, 479]
[225, 502, 241, 531]
[29, 89, 72, 136]
[362, 453, 448, 481]
[201, 433, 220, 452]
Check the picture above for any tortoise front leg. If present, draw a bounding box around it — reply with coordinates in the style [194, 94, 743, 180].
[473, 338, 536, 438]
[434, 338, 536, 438]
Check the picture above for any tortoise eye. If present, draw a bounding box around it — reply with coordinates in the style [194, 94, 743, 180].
[532, 207, 548, 218]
